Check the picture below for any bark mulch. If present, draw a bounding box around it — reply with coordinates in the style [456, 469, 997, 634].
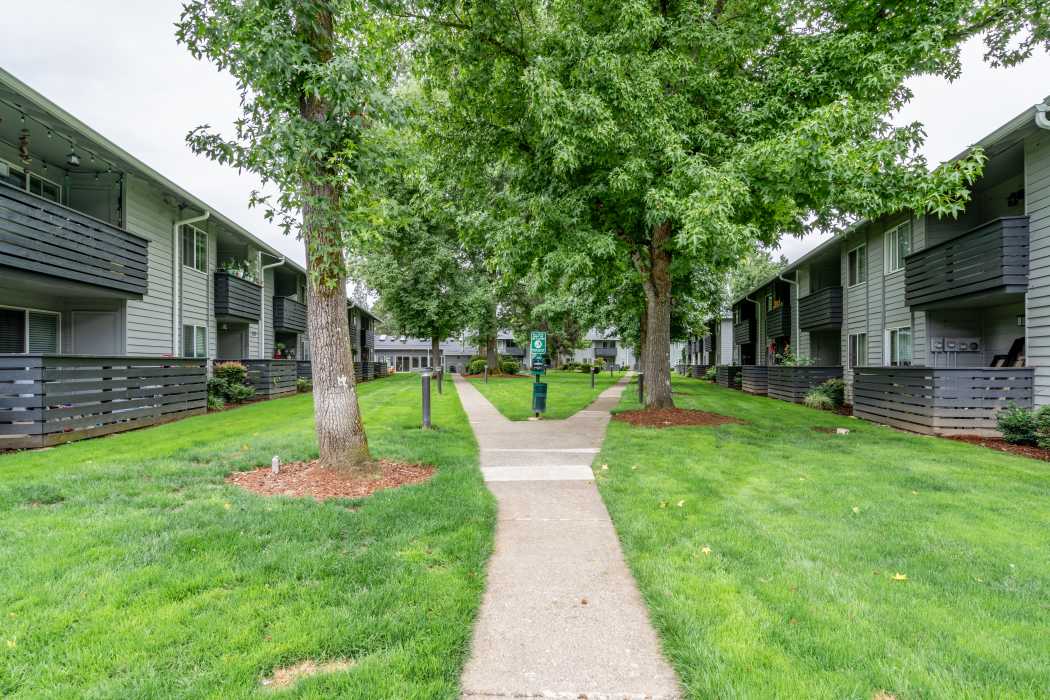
[944, 435, 1050, 462]
[613, 407, 746, 429]
[227, 459, 436, 501]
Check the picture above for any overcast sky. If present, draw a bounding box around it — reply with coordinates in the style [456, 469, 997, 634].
[1, 2, 1048, 267]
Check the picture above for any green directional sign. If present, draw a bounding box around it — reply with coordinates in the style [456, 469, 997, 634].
[530, 331, 547, 356]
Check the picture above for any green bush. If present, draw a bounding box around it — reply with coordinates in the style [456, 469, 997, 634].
[1034, 406, 1050, 449]
[704, 366, 717, 381]
[578, 362, 592, 373]
[208, 362, 255, 405]
[817, 378, 846, 407]
[296, 377, 312, 393]
[997, 404, 1038, 445]
[207, 394, 225, 411]
[213, 361, 248, 385]
[500, 359, 520, 375]
[227, 383, 256, 403]
[803, 388, 834, 411]
[468, 358, 488, 375]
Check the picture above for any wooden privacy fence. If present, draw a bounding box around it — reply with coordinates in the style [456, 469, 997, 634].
[716, 365, 742, 389]
[853, 366, 1033, 436]
[690, 364, 710, 379]
[741, 365, 769, 395]
[242, 359, 297, 398]
[767, 366, 842, 403]
[0, 355, 206, 449]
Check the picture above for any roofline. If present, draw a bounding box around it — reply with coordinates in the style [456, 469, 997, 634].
[0, 67, 306, 277]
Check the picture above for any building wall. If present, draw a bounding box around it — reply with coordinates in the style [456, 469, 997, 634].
[1025, 129, 1050, 405]
[124, 176, 175, 355]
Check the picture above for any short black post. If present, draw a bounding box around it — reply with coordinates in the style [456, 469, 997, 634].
[591, 368, 595, 389]
[638, 372, 645, 406]
[421, 369, 432, 429]
[437, 367, 443, 394]
[484, 365, 488, 384]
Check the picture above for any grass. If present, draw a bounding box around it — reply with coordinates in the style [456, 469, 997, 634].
[0, 374, 495, 699]
[465, 369, 625, 420]
[596, 376, 1050, 699]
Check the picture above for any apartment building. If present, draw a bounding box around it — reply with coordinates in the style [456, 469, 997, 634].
[721, 98, 1049, 435]
[0, 68, 378, 447]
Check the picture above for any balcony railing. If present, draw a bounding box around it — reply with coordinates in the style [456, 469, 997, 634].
[852, 366, 1033, 436]
[767, 366, 843, 403]
[214, 272, 262, 321]
[594, 346, 617, 359]
[0, 182, 148, 296]
[905, 217, 1028, 309]
[241, 359, 297, 398]
[765, 305, 791, 339]
[0, 355, 206, 449]
[273, 296, 307, 334]
[733, 320, 754, 346]
[798, 287, 843, 332]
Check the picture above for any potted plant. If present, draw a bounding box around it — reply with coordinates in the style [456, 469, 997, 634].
[274, 342, 286, 359]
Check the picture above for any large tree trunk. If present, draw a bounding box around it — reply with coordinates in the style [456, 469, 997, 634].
[431, 334, 441, 371]
[486, 334, 499, 371]
[640, 221, 674, 409]
[299, 4, 370, 472]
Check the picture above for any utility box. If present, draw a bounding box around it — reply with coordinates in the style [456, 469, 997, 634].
[532, 381, 548, 414]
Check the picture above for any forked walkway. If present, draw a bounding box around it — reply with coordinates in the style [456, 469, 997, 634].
[453, 374, 681, 699]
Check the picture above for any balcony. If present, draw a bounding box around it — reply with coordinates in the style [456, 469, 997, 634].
[853, 366, 1033, 436]
[905, 217, 1028, 310]
[798, 287, 843, 332]
[272, 296, 307, 334]
[214, 272, 262, 322]
[0, 182, 148, 296]
[765, 305, 790, 339]
[594, 346, 617, 359]
[733, 319, 754, 345]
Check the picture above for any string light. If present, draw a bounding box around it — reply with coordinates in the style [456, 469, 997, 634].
[0, 97, 120, 173]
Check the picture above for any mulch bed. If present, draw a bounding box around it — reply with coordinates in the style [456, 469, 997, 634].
[227, 459, 435, 501]
[944, 435, 1050, 462]
[613, 407, 746, 429]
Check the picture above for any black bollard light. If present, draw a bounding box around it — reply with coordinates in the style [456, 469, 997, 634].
[484, 365, 488, 384]
[421, 369, 432, 429]
[436, 367, 443, 394]
[638, 372, 645, 406]
[591, 368, 595, 389]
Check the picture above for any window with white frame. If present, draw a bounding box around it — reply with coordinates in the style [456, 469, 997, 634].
[1, 159, 61, 203]
[884, 221, 913, 274]
[182, 324, 207, 358]
[848, 333, 867, 368]
[847, 244, 867, 286]
[181, 225, 208, 273]
[887, 326, 912, 367]
[0, 307, 60, 353]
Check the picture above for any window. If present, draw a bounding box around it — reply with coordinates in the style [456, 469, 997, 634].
[887, 327, 912, 367]
[411, 355, 420, 368]
[182, 325, 207, 358]
[847, 245, 867, 286]
[181, 225, 207, 273]
[885, 222, 912, 274]
[0, 307, 60, 353]
[848, 333, 867, 368]
[1, 159, 61, 203]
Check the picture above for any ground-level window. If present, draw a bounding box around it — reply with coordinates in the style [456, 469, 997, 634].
[848, 333, 867, 368]
[181, 225, 208, 273]
[0, 307, 60, 353]
[411, 355, 420, 369]
[182, 324, 207, 358]
[887, 326, 912, 367]
[885, 221, 912, 274]
[847, 244, 867, 286]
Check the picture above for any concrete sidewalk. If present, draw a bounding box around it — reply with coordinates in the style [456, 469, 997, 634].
[453, 374, 681, 700]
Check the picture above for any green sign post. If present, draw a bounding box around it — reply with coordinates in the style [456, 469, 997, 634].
[530, 331, 547, 378]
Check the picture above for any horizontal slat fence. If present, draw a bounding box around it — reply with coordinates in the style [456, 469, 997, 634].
[0, 182, 149, 296]
[798, 287, 843, 332]
[716, 365, 742, 389]
[767, 366, 842, 403]
[272, 297, 307, 333]
[853, 367, 1033, 436]
[296, 361, 312, 381]
[214, 273, 262, 321]
[733, 320, 754, 346]
[242, 359, 297, 398]
[765, 306, 790, 339]
[0, 355, 205, 449]
[690, 364, 710, 379]
[741, 365, 769, 394]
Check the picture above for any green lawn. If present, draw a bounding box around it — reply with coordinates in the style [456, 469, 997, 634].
[465, 369, 625, 420]
[0, 374, 495, 699]
[597, 376, 1050, 699]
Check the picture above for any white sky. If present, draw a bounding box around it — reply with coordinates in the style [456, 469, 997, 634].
[1, 2, 1047, 267]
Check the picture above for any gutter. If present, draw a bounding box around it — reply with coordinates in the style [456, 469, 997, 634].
[778, 272, 800, 353]
[1037, 101, 1050, 130]
[259, 253, 286, 358]
[172, 209, 210, 355]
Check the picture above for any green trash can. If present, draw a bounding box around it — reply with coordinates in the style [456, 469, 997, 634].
[532, 381, 548, 414]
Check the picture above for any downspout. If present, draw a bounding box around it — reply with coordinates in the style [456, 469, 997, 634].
[172, 208, 210, 355]
[779, 272, 800, 360]
[259, 253, 286, 358]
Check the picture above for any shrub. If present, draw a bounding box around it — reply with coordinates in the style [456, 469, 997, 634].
[704, 366, 717, 381]
[207, 394, 225, 411]
[817, 378, 846, 407]
[213, 361, 248, 385]
[296, 377, 312, 393]
[227, 383, 256, 403]
[578, 362, 592, 373]
[468, 358, 488, 375]
[1035, 406, 1050, 449]
[803, 388, 834, 411]
[500, 359, 520, 375]
[997, 404, 1037, 445]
